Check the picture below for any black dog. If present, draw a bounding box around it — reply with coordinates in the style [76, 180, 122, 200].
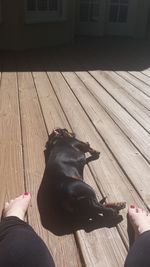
[45, 128, 125, 221]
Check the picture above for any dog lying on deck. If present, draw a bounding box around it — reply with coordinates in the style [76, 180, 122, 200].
[45, 128, 125, 221]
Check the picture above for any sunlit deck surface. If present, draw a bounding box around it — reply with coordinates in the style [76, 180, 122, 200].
[0, 37, 150, 267]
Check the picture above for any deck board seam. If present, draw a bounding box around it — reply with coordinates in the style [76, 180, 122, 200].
[116, 71, 150, 99]
[142, 71, 150, 78]
[139, 71, 150, 79]
[76, 71, 150, 163]
[37, 71, 85, 266]
[114, 71, 150, 110]
[31, 71, 49, 136]
[87, 71, 150, 134]
[46, 71, 74, 131]
[128, 71, 150, 88]
[61, 71, 147, 248]
[16, 70, 27, 195]
[50, 71, 128, 258]
[61, 72, 150, 209]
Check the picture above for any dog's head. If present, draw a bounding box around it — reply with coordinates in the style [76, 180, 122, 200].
[46, 128, 75, 151]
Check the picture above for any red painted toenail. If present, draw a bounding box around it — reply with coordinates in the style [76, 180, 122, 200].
[130, 204, 135, 208]
[24, 192, 29, 195]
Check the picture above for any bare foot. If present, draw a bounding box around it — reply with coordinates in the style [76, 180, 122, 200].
[128, 204, 150, 240]
[3, 193, 31, 221]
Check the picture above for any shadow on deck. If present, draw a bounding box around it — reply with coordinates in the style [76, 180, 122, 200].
[1, 37, 150, 72]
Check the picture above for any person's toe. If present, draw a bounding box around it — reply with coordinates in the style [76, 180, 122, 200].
[5, 202, 9, 208]
[128, 205, 136, 215]
[137, 208, 143, 213]
[23, 192, 30, 199]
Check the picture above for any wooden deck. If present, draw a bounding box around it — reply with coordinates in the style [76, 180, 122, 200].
[0, 38, 150, 267]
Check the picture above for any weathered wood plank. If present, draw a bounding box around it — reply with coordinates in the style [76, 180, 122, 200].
[17, 71, 49, 232]
[1, 45, 150, 267]
[129, 71, 150, 87]
[49, 73, 150, 255]
[89, 70, 150, 118]
[59, 71, 150, 206]
[32, 72, 69, 131]
[100, 71, 150, 112]
[76, 71, 150, 161]
[34, 73, 125, 266]
[116, 71, 150, 98]
[142, 69, 150, 78]
[79, 167, 127, 267]
[77, 226, 126, 267]
[17, 69, 82, 267]
[48, 72, 126, 267]
[0, 60, 24, 215]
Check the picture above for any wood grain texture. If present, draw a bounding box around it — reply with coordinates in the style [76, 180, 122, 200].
[17, 66, 82, 267]
[116, 71, 150, 98]
[48, 71, 149, 248]
[60, 71, 150, 206]
[0, 59, 24, 215]
[99, 71, 150, 113]
[1, 47, 150, 267]
[88, 71, 150, 129]
[142, 69, 150, 78]
[129, 71, 150, 87]
[33, 70, 126, 267]
[79, 167, 127, 267]
[76, 71, 150, 159]
[48, 71, 127, 267]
